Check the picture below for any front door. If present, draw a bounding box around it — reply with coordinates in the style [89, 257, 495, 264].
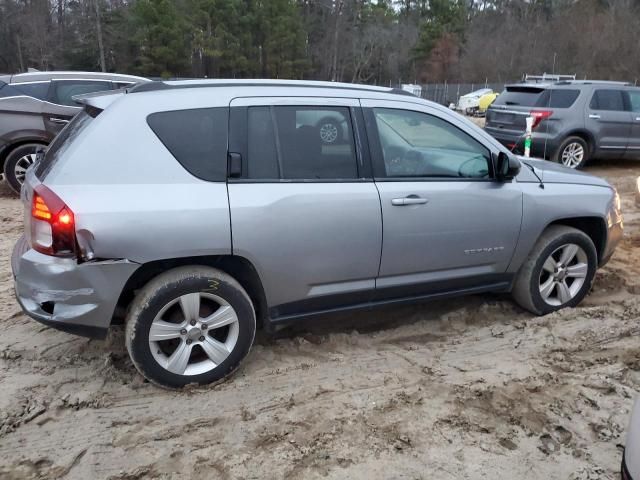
[361, 99, 523, 299]
[586, 88, 633, 158]
[227, 97, 382, 319]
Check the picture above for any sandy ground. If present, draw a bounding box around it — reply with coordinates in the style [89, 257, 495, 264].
[0, 158, 638, 479]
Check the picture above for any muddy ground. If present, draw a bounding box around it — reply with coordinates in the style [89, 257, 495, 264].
[0, 157, 638, 479]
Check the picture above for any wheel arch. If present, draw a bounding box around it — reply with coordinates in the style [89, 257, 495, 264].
[0, 138, 49, 170]
[113, 255, 269, 329]
[560, 130, 596, 155]
[546, 216, 607, 262]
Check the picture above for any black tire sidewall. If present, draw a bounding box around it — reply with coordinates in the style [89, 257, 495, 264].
[527, 232, 597, 315]
[556, 136, 589, 169]
[129, 273, 255, 388]
[4, 144, 44, 193]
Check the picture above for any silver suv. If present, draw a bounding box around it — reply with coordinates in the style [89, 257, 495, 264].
[12, 80, 623, 388]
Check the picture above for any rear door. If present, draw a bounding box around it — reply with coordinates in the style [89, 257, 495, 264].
[43, 79, 113, 134]
[586, 88, 632, 158]
[362, 99, 523, 300]
[227, 97, 382, 319]
[625, 89, 640, 159]
[485, 86, 545, 145]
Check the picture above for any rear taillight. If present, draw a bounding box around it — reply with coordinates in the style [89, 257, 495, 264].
[30, 185, 77, 257]
[530, 110, 553, 129]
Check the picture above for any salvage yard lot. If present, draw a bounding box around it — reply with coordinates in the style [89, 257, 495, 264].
[0, 159, 639, 479]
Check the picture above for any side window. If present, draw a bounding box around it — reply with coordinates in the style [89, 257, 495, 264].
[11, 81, 50, 100]
[49, 80, 112, 106]
[371, 108, 491, 179]
[628, 91, 640, 112]
[147, 107, 228, 181]
[538, 89, 580, 108]
[590, 90, 626, 111]
[246, 106, 358, 180]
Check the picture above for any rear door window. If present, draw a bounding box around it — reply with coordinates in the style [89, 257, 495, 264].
[49, 80, 113, 107]
[246, 106, 358, 180]
[537, 89, 580, 108]
[147, 107, 229, 182]
[590, 90, 626, 111]
[10, 81, 50, 100]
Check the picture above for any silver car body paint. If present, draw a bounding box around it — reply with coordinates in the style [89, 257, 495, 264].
[12, 80, 623, 337]
[624, 398, 640, 479]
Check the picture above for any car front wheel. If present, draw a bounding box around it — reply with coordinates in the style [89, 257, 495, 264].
[3, 143, 46, 194]
[125, 266, 256, 388]
[512, 225, 597, 315]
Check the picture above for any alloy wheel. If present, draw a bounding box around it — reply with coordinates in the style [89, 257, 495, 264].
[538, 243, 589, 306]
[560, 142, 584, 168]
[14, 152, 39, 184]
[149, 292, 239, 376]
[319, 123, 339, 144]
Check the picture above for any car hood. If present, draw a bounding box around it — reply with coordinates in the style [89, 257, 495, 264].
[518, 157, 611, 188]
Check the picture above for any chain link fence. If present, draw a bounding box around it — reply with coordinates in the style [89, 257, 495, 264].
[418, 82, 509, 106]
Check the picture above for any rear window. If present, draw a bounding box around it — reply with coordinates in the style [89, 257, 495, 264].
[147, 107, 228, 182]
[35, 110, 94, 179]
[493, 87, 545, 107]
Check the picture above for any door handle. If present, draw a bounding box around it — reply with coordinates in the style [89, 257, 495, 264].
[49, 117, 69, 124]
[391, 196, 428, 206]
[588, 114, 601, 119]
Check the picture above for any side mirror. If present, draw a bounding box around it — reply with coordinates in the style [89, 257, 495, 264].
[496, 152, 521, 181]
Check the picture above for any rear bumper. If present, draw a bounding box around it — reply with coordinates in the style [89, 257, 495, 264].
[13, 246, 139, 339]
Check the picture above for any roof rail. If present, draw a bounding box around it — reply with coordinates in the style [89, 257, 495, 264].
[524, 73, 576, 83]
[126, 79, 411, 97]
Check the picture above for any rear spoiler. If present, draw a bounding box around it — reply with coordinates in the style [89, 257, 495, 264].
[71, 86, 130, 110]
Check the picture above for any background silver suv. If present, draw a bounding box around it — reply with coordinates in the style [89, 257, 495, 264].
[0, 70, 148, 193]
[12, 80, 623, 388]
[485, 80, 640, 169]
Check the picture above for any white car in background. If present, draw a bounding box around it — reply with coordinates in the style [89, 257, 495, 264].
[623, 398, 639, 480]
[457, 88, 493, 115]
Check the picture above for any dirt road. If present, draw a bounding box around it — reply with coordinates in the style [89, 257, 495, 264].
[0, 160, 638, 479]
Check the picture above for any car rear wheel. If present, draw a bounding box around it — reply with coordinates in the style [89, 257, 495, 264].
[555, 136, 589, 169]
[512, 225, 597, 315]
[125, 266, 256, 389]
[3, 143, 46, 194]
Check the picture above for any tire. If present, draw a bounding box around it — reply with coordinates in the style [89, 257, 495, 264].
[125, 266, 256, 389]
[11, 234, 29, 276]
[512, 225, 597, 315]
[3, 143, 46, 194]
[554, 136, 590, 169]
[317, 117, 342, 144]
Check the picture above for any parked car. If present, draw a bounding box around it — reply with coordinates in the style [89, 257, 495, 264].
[0, 71, 148, 193]
[485, 80, 640, 169]
[457, 88, 493, 115]
[12, 79, 623, 388]
[622, 398, 639, 480]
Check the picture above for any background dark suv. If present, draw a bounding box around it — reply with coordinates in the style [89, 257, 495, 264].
[485, 81, 640, 168]
[0, 71, 148, 193]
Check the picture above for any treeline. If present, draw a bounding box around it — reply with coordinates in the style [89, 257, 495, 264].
[1, 0, 640, 84]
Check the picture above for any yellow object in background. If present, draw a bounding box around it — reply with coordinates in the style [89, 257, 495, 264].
[478, 92, 498, 112]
